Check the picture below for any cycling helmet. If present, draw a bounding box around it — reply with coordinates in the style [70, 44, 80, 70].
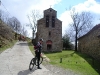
[39, 38, 43, 42]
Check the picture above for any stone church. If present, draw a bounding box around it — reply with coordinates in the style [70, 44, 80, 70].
[36, 8, 62, 52]
[78, 24, 100, 60]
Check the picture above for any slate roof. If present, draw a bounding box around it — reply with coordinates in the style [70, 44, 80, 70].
[78, 24, 100, 40]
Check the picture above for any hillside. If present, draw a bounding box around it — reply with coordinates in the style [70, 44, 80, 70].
[0, 22, 15, 48]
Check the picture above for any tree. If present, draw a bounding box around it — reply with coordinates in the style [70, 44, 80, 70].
[21, 25, 28, 37]
[27, 10, 42, 39]
[0, 10, 22, 34]
[7, 17, 22, 39]
[0, 10, 9, 24]
[62, 33, 74, 50]
[7, 17, 21, 33]
[69, 8, 93, 51]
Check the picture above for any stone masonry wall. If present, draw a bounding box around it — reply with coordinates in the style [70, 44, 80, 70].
[37, 17, 62, 52]
[78, 26, 100, 60]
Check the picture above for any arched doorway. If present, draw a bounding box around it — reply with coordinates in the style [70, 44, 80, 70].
[46, 40, 52, 50]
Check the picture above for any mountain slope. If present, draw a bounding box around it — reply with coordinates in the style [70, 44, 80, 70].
[0, 22, 15, 47]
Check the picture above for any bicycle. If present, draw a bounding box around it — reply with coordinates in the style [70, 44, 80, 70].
[29, 53, 43, 71]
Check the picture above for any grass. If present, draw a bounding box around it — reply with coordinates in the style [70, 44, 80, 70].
[45, 50, 100, 75]
[0, 40, 17, 54]
[27, 40, 35, 55]
[27, 41, 100, 75]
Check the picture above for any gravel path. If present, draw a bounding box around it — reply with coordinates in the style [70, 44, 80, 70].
[0, 41, 53, 75]
[42, 60, 81, 75]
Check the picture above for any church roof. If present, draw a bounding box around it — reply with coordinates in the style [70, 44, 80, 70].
[78, 24, 100, 40]
[44, 8, 57, 12]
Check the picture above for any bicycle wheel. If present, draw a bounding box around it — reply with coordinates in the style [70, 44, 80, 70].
[29, 58, 35, 71]
[35, 57, 43, 66]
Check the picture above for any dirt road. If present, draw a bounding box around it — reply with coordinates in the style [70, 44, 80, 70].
[0, 41, 53, 75]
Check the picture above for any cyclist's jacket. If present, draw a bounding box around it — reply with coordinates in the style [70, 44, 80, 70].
[34, 42, 42, 53]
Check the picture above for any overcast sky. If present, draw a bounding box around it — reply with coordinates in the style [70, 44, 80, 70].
[1, 0, 100, 37]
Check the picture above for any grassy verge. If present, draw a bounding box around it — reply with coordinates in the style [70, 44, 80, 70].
[45, 50, 99, 75]
[0, 40, 17, 54]
[27, 40, 35, 55]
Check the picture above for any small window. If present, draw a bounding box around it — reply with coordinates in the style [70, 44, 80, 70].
[49, 31, 51, 36]
[50, 10, 52, 12]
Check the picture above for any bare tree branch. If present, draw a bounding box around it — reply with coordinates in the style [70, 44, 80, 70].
[68, 8, 93, 51]
[27, 10, 42, 39]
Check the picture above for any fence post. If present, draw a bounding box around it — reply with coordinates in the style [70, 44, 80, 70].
[60, 58, 62, 63]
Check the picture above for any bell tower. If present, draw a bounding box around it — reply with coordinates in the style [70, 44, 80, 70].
[37, 8, 62, 52]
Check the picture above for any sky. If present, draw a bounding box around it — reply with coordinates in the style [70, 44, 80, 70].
[1, 0, 100, 37]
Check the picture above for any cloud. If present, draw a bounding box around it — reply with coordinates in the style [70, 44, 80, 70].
[59, 0, 100, 34]
[59, 11, 72, 34]
[2, 0, 62, 24]
[28, 0, 62, 10]
[73, 0, 100, 13]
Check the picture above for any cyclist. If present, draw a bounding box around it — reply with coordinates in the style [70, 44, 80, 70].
[34, 38, 43, 69]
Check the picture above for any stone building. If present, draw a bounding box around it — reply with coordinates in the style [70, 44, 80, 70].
[78, 24, 100, 60]
[36, 8, 62, 52]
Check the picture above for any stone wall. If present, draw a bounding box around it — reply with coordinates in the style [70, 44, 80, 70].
[78, 24, 100, 60]
[37, 8, 62, 52]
